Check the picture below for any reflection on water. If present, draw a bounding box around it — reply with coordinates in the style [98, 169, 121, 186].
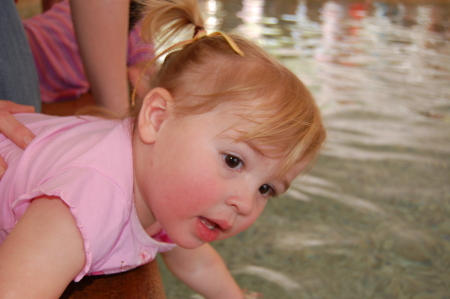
[159, 1, 450, 298]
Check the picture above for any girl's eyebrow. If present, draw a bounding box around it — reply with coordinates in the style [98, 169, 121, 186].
[243, 141, 265, 156]
[217, 131, 263, 155]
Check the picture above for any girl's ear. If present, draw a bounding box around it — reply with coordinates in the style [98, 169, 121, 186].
[137, 87, 173, 144]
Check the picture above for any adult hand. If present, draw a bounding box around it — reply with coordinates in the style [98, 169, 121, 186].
[0, 100, 35, 177]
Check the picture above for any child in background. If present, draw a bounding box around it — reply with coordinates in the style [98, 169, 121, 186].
[22, 0, 153, 110]
[0, 0, 326, 298]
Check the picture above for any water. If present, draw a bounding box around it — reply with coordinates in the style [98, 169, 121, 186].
[159, 1, 450, 298]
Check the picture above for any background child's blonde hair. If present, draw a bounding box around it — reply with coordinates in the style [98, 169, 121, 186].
[133, 0, 326, 176]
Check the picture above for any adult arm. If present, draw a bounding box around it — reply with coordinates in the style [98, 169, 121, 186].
[0, 101, 35, 177]
[0, 196, 85, 299]
[161, 244, 245, 299]
[70, 0, 130, 114]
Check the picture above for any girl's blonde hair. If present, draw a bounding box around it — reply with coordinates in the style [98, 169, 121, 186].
[133, 0, 326, 176]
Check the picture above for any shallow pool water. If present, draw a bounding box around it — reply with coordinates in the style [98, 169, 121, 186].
[159, 1, 450, 298]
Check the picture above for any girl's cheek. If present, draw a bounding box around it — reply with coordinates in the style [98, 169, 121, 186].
[247, 202, 267, 227]
[165, 169, 223, 213]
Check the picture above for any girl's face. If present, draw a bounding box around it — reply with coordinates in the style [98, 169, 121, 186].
[134, 96, 304, 249]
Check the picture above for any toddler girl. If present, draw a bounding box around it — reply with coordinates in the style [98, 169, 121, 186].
[0, 0, 326, 298]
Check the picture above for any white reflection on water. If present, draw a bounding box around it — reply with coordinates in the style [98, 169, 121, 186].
[275, 232, 358, 250]
[237, 0, 265, 40]
[292, 175, 386, 214]
[204, 0, 222, 31]
[233, 266, 303, 292]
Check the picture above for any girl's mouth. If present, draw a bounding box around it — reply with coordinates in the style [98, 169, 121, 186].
[200, 217, 217, 230]
[197, 217, 221, 242]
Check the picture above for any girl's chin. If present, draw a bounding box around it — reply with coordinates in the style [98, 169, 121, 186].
[173, 239, 206, 250]
[168, 232, 206, 249]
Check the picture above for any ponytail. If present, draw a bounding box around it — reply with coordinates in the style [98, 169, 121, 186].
[139, 0, 204, 49]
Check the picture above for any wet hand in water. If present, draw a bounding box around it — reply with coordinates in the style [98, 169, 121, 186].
[0, 100, 35, 177]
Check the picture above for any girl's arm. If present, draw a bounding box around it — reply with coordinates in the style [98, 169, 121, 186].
[70, 0, 130, 114]
[161, 243, 244, 299]
[0, 196, 85, 299]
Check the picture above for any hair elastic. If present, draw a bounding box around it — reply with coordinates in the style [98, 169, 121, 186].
[130, 26, 245, 107]
[193, 25, 204, 37]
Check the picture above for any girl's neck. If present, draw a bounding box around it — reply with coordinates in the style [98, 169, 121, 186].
[133, 177, 161, 236]
[132, 131, 160, 236]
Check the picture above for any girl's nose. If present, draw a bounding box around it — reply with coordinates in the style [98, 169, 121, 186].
[225, 190, 255, 216]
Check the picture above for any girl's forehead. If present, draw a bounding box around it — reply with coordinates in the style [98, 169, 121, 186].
[172, 100, 259, 132]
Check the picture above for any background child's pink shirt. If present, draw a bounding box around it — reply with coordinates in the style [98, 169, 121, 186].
[0, 114, 176, 281]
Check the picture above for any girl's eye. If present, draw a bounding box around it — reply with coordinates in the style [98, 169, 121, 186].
[224, 154, 243, 169]
[259, 184, 274, 196]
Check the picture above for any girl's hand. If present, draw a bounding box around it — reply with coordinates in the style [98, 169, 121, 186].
[0, 100, 35, 177]
[162, 244, 245, 299]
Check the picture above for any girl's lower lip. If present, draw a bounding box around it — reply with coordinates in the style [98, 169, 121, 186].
[196, 217, 220, 242]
